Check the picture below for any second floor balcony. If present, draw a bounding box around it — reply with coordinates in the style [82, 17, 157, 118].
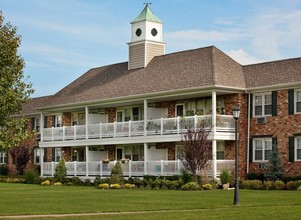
[41, 115, 235, 143]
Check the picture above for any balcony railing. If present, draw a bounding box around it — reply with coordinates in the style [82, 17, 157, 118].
[42, 115, 235, 142]
[41, 160, 234, 177]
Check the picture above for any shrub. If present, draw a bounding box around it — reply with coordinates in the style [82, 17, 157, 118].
[99, 183, 109, 189]
[0, 164, 8, 176]
[181, 182, 200, 191]
[66, 182, 73, 186]
[54, 158, 66, 183]
[220, 169, 233, 185]
[180, 169, 192, 184]
[285, 181, 297, 190]
[110, 161, 123, 184]
[110, 184, 121, 189]
[41, 180, 51, 186]
[84, 179, 92, 186]
[124, 183, 135, 189]
[274, 180, 285, 190]
[246, 173, 264, 181]
[263, 181, 274, 190]
[240, 180, 263, 190]
[70, 177, 83, 186]
[202, 183, 213, 190]
[54, 182, 62, 186]
[24, 169, 40, 184]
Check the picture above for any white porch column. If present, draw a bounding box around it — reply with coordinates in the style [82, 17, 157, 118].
[144, 143, 148, 175]
[144, 99, 148, 136]
[40, 147, 44, 176]
[85, 145, 89, 177]
[85, 106, 89, 139]
[40, 112, 44, 142]
[212, 91, 217, 179]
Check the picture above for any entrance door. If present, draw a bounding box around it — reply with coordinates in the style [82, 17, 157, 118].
[116, 148, 123, 160]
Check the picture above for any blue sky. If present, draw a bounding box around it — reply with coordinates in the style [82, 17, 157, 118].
[2, 0, 301, 97]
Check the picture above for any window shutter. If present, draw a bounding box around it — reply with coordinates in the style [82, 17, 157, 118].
[249, 138, 253, 162]
[44, 116, 48, 128]
[52, 148, 55, 162]
[249, 94, 253, 118]
[272, 137, 277, 147]
[52, 115, 55, 127]
[289, 137, 295, 162]
[43, 148, 47, 162]
[31, 118, 35, 131]
[272, 91, 277, 116]
[288, 90, 294, 115]
[4, 151, 8, 164]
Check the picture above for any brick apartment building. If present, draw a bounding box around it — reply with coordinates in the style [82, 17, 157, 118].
[1, 5, 301, 179]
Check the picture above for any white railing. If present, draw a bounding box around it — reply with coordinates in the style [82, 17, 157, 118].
[41, 160, 234, 177]
[42, 115, 235, 142]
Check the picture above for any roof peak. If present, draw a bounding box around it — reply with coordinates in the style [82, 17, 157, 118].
[131, 4, 162, 23]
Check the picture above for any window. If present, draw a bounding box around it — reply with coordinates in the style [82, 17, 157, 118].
[72, 112, 85, 126]
[175, 104, 184, 117]
[253, 138, 272, 161]
[34, 118, 40, 133]
[0, 151, 7, 164]
[254, 93, 272, 116]
[296, 137, 301, 161]
[55, 148, 62, 162]
[176, 144, 184, 160]
[71, 149, 78, 161]
[123, 145, 144, 161]
[216, 142, 225, 160]
[132, 107, 140, 121]
[295, 90, 301, 113]
[33, 148, 45, 164]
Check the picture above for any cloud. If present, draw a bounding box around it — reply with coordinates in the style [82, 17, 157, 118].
[227, 49, 262, 65]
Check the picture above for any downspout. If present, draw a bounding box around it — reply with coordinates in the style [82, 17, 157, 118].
[247, 93, 251, 174]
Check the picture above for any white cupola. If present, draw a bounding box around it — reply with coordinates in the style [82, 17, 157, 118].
[128, 4, 165, 70]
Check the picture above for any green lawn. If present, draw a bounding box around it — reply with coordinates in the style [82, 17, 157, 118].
[1, 183, 301, 219]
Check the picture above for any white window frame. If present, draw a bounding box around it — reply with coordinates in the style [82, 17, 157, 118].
[34, 117, 40, 133]
[295, 136, 301, 161]
[55, 148, 62, 162]
[216, 141, 225, 160]
[55, 115, 62, 127]
[253, 138, 272, 162]
[295, 89, 301, 114]
[175, 103, 185, 117]
[34, 148, 41, 164]
[0, 151, 7, 164]
[253, 93, 272, 117]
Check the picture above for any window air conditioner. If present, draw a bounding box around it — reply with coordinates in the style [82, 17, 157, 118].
[256, 117, 267, 124]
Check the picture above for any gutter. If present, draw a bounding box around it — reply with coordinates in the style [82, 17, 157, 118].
[247, 92, 251, 174]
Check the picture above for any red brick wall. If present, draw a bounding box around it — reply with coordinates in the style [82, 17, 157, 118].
[249, 90, 301, 176]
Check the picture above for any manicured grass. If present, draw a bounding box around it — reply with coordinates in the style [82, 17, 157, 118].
[1, 183, 301, 219]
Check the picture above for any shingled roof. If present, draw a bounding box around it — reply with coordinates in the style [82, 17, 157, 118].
[243, 57, 301, 89]
[39, 46, 245, 109]
[21, 95, 52, 115]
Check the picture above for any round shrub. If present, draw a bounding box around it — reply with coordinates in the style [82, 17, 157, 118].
[41, 180, 51, 186]
[285, 181, 297, 190]
[274, 180, 285, 190]
[181, 182, 200, 191]
[99, 183, 109, 189]
[263, 181, 274, 190]
[110, 184, 121, 189]
[66, 182, 73, 186]
[124, 183, 135, 189]
[202, 183, 213, 190]
[54, 182, 62, 186]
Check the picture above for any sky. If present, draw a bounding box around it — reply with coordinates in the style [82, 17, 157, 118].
[1, 0, 301, 97]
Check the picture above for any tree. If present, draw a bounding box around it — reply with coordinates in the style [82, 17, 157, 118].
[0, 11, 34, 150]
[110, 161, 123, 184]
[264, 144, 283, 181]
[181, 123, 212, 182]
[10, 135, 36, 175]
[54, 157, 67, 183]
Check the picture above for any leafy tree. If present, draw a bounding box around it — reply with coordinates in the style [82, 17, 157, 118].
[110, 161, 123, 184]
[181, 123, 212, 182]
[264, 144, 283, 181]
[0, 11, 34, 150]
[10, 135, 36, 175]
[54, 157, 67, 183]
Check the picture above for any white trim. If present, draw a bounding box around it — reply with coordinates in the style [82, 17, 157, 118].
[295, 136, 301, 161]
[252, 138, 272, 162]
[294, 89, 301, 114]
